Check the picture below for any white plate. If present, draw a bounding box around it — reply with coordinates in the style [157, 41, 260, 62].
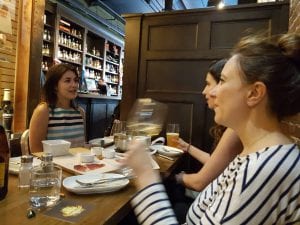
[63, 173, 129, 194]
[147, 147, 157, 155]
[89, 137, 114, 146]
[150, 145, 183, 157]
[9, 157, 41, 175]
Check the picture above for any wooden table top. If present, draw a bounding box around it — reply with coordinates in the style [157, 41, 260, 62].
[0, 152, 182, 225]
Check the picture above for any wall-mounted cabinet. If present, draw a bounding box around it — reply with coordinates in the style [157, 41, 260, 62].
[41, 5, 124, 98]
[85, 31, 104, 80]
[57, 17, 84, 73]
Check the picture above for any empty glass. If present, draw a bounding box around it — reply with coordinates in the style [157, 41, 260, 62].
[132, 135, 151, 150]
[111, 120, 128, 152]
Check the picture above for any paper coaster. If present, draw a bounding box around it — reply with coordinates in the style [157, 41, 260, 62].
[44, 199, 95, 223]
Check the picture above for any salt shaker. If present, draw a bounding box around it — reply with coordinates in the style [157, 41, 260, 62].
[41, 153, 54, 172]
[19, 155, 33, 188]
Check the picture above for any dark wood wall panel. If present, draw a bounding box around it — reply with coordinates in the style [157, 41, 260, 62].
[149, 24, 198, 50]
[144, 60, 207, 93]
[210, 19, 270, 49]
[90, 102, 107, 140]
[164, 102, 193, 142]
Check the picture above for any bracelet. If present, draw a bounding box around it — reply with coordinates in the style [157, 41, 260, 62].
[187, 144, 191, 153]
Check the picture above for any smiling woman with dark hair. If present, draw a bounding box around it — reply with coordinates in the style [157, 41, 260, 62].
[29, 63, 85, 153]
[124, 33, 300, 225]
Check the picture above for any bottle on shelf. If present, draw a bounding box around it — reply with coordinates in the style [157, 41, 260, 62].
[2, 89, 13, 139]
[0, 124, 9, 201]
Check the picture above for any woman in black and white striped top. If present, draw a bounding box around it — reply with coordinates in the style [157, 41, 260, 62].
[124, 33, 300, 224]
[29, 64, 85, 153]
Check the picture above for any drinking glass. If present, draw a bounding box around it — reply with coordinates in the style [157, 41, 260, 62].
[126, 98, 168, 137]
[29, 165, 62, 210]
[111, 120, 127, 152]
[132, 135, 151, 150]
[110, 120, 126, 136]
[166, 123, 180, 147]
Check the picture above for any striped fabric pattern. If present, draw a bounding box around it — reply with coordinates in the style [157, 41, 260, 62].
[131, 144, 300, 225]
[47, 107, 85, 147]
[131, 183, 178, 225]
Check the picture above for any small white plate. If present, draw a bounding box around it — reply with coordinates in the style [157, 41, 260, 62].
[150, 145, 183, 157]
[89, 137, 114, 146]
[63, 173, 129, 194]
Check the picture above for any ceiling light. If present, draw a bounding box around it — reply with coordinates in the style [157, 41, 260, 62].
[218, 1, 225, 9]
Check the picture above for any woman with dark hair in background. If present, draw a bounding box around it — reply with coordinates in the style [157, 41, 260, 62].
[175, 59, 243, 193]
[29, 63, 85, 153]
[124, 33, 300, 224]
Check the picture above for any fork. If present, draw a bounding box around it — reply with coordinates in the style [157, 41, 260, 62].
[75, 175, 135, 187]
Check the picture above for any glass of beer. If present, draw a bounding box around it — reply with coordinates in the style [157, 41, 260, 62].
[166, 123, 180, 147]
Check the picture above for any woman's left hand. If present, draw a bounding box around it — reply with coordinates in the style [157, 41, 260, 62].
[176, 138, 190, 153]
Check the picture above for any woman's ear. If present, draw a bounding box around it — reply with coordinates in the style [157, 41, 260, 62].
[246, 81, 266, 107]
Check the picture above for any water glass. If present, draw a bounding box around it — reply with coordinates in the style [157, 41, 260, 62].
[166, 123, 180, 147]
[132, 135, 151, 150]
[29, 165, 62, 210]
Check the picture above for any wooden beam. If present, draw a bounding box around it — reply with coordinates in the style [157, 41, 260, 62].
[14, 0, 33, 132]
[14, 0, 45, 133]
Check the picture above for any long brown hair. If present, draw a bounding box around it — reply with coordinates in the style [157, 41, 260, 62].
[42, 63, 79, 110]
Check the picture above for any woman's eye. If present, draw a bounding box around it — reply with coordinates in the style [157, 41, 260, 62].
[219, 79, 224, 84]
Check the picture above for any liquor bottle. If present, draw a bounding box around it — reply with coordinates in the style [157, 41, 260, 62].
[0, 124, 9, 200]
[2, 89, 13, 139]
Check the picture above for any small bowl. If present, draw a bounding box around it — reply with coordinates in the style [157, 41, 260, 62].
[79, 153, 94, 163]
[42, 140, 71, 156]
[91, 147, 103, 156]
[102, 149, 115, 159]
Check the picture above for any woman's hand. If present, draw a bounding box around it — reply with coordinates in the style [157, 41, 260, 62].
[124, 140, 161, 190]
[176, 138, 190, 153]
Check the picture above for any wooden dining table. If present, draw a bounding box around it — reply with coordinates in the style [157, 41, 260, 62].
[0, 149, 184, 225]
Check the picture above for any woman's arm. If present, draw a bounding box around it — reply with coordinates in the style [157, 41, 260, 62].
[177, 138, 210, 164]
[29, 103, 49, 153]
[182, 128, 243, 191]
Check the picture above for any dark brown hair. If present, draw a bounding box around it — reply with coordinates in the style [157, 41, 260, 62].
[208, 58, 227, 83]
[232, 33, 300, 120]
[42, 63, 79, 110]
[207, 59, 228, 147]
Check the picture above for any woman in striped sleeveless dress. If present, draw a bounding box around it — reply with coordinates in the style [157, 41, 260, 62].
[29, 64, 85, 153]
[124, 33, 300, 224]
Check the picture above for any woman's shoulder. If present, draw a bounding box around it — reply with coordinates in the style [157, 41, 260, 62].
[33, 102, 49, 114]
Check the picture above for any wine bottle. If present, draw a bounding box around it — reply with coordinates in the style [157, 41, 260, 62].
[2, 89, 13, 139]
[0, 124, 9, 200]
